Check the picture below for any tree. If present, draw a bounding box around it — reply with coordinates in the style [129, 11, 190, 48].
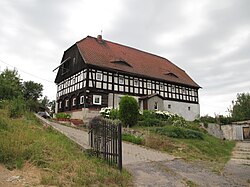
[119, 95, 139, 127]
[0, 69, 23, 100]
[230, 93, 250, 121]
[23, 81, 43, 101]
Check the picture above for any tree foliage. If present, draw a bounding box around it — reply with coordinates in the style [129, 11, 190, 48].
[0, 68, 55, 114]
[23, 81, 43, 101]
[231, 93, 250, 121]
[119, 95, 139, 127]
[0, 69, 23, 100]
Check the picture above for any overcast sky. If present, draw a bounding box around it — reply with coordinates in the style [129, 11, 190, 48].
[0, 0, 249, 116]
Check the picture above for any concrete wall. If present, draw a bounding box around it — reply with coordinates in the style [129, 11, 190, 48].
[221, 125, 250, 140]
[221, 125, 234, 140]
[163, 100, 200, 121]
[205, 123, 224, 139]
[66, 108, 100, 123]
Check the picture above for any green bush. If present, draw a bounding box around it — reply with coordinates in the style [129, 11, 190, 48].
[152, 126, 204, 140]
[119, 96, 139, 127]
[8, 98, 26, 118]
[122, 134, 143, 145]
[55, 112, 71, 119]
[109, 108, 119, 120]
[200, 115, 216, 123]
[140, 110, 157, 120]
[137, 118, 166, 127]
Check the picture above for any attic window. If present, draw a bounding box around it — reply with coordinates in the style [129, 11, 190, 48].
[110, 60, 132, 67]
[165, 72, 178, 78]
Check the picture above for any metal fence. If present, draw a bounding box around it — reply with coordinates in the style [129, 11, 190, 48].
[88, 118, 122, 171]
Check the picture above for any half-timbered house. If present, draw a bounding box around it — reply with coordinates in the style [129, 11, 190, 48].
[54, 35, 201, 121]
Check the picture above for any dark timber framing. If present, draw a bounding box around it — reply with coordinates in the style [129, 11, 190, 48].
[55, 36, 200, 114]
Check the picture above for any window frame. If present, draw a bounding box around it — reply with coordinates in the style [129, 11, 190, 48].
[65, 99, 69, 107]
[96, 72, 103, 81]
[93, 95, 102, 105]
[80, 96, 84, 104]
[72, 98, 76, 106]
[119, 76, 124, 84]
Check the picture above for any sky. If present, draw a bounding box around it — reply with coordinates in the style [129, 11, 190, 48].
[0, 0, 249, 116]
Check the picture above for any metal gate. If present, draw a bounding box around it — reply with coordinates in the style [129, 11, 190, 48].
[88, 118, 122, 171]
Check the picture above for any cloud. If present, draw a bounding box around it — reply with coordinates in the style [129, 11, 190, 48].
[0, 0, 249, 115]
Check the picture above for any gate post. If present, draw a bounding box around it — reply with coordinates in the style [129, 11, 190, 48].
[118, 123, 122, 171]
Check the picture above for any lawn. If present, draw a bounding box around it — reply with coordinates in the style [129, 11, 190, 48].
[0, 109, 131, 186]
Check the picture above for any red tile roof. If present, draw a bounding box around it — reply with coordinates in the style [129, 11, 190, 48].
[76, 36, 200, 88]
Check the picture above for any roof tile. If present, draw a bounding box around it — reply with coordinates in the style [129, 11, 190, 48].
[76, 36, 200, 88]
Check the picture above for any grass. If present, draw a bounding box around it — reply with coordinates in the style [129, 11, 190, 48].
[122, 133, 144, 145]
[0, 109, 132, 186]
[136, 125, 235, 172]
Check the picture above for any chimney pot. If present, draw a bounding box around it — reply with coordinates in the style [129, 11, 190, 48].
[97, 35, 102, 43]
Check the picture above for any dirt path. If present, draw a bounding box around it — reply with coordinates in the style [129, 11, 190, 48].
[0, 163, 43, 187]
[35, 115, 249, 187]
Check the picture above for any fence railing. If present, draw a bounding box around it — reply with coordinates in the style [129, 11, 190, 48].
[88, 118, 122, 171]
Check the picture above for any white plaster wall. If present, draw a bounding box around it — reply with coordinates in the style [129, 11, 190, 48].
[163, 100, 200, 121]
[55, 102, 58, 114]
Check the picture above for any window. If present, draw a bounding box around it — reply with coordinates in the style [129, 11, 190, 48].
[182, 88, 186, 94]
[134, 79, 139, 87]
[160, 84, 164, 90]
[93, 95, 102, 105]
[72, 98, 76, 106]
[188, 106, 191, 111]
[59, 101, 62, 108]
[80, 96, 84, 104]
[172, 85, 175, 92]
[65, 99, 69, 107]
[147, 82, 151, 89]
[154, 102, 158, 110]
[96, 72, 102, 81]
[168, 104, 171, 109]
[119, 76, 124, 84]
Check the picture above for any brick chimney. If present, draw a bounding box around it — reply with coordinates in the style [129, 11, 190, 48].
[97, 35, 103, 43]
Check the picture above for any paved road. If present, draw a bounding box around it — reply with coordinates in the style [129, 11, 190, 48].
[36, 115, 249, 187]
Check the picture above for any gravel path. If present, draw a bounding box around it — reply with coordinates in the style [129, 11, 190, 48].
[36, 115, 250, 187]
[224, 141, 250, 186]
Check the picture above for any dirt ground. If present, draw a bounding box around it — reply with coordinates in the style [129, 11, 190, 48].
[126, 141, 250, 187]
[0, 163, 44, 187]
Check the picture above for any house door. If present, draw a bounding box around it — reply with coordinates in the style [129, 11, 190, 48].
[243, 127, 250, 139]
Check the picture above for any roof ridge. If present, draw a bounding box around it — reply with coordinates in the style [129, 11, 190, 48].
[77, 35, 186, 73]
[84, 36, 180, 65]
